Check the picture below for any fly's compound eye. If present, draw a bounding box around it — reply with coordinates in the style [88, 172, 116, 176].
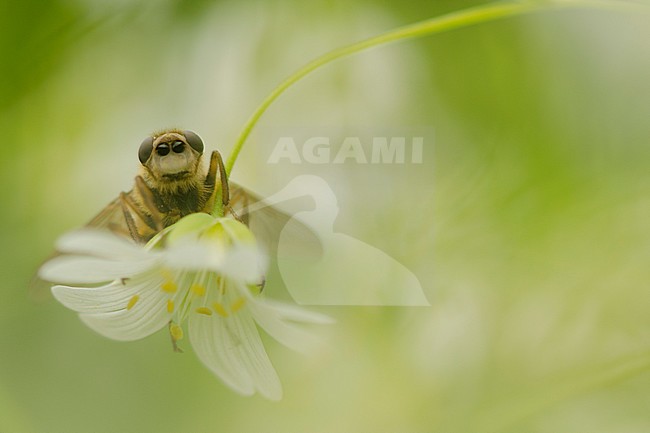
[172, 140, 185, 153]
[182, 130, 204, 154]
[138, 136, 154, 164]
[156, 143, 170, 156]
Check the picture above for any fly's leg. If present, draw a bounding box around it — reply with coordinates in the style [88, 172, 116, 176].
[237, 190, 249, 225]
[204, 150, 242, 221]
[203, 151, 218, 212]
[257, 276, 266, 293]
[119, 177, 165, 243]
[215, 150, 229, 206]
[134, 176, 165, 232]
[226, 205, 244, 224]
[119, 193, 152, 244]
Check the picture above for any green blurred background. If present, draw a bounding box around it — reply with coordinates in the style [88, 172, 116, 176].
[1, 0, 649, 432]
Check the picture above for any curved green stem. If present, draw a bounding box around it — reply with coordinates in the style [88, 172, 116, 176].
[224, 0, 646, 176]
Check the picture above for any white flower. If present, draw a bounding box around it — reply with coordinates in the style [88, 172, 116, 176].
[39, 214, 332, 400]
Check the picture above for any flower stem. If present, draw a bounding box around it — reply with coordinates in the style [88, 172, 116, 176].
[224, 0, 647, 176]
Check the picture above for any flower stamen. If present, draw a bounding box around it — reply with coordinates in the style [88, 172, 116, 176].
[126, 295, 139, 310]
[170, 323, 184, 340]
[231, 297, 246, 313]
[213, 302, 229, 317]
[162, 280, 177, 293]
[191, 284, 206, 296]
[167, 299, 175, 313]
[196, 307, 213, 316]
[168, 322, 184, 353]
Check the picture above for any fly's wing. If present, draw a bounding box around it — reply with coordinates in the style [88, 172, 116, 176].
[85, 195, 132, 238]
[228, 183, 322, 264]
[86, 186, 160, 243]
[29, 190, 145, 301]
[28, 197, 124, 301]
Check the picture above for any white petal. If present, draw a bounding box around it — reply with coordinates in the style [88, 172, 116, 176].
[189, 309, 255, 396]
[163, 243, 226, 270]
[189, 287, 282, 400]
[52, 281, 142, 313]
[39, 255, 158, 284]
[222, 247, 269, 283]
[56, 230, 150, 260]
[228, 306, 282, 400]
[257, 298, 334, 325]
[164, 243, 266, 283]
[77, 273, 174, 341]
[247, 296, 332, 354]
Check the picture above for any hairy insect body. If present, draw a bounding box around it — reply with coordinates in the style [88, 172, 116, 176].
[138, 168, 210, 227]
[88, 129, 227, 244]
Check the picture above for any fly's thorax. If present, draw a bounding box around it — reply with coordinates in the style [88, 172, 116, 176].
[133, 171, 210, 226]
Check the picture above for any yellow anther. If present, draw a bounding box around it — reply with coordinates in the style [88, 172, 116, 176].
[126, 295, 139, 310]
[213, 302, 229, 317]
[191, 284, 206, 296]
[231, 297, 246, 313]
[196, 307, 213, 316]
[167, 299, 175, 313]
[170, 323, 183, 341]
[161, 280, 177, 293]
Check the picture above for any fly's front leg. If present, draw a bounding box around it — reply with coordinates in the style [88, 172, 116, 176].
[203, 152, 218, 212]
[236, 190, 249, 226]
[134, 176, 165, 232]
[204, 150, 241, 220]
[119, 192, 158, 244]
[119, 177, 165, 243]
[215, 150, 229, 206]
